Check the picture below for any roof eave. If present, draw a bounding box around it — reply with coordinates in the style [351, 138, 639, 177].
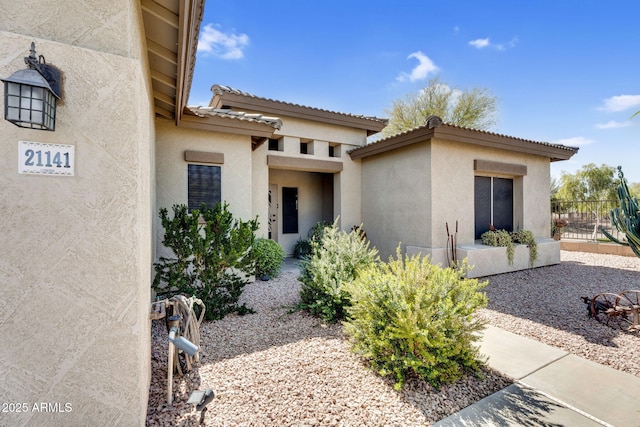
[175, 0, 203, 124]
[180, 107, 278, 138]
[211, 88, 387, 134]
[350, 124, 579, 161]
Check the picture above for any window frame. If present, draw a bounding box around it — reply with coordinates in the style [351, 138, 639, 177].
[187, 163, 222, 212]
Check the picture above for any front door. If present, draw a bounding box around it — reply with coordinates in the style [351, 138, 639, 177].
[268, 184, 278, 241]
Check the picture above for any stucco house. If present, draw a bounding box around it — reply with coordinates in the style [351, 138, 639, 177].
[352, 116, 578, 277]
[156, 84, 386, 258]
[1, 0, 576, 425]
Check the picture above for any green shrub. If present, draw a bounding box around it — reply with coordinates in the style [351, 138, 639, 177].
[343, 249, 488, 390]
[253, 238, 285, 279]
[293, 221, 331, 259]
[481, 228, 538, 266]
[481, 229, 515, 264]
[510, 229, 538, 266]
[298, 220, 378, 322]
[293, 238, 312, 259]
[153, 203, 259, 320]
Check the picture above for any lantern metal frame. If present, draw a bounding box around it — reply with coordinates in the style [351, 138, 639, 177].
[2, 42, 62, 131]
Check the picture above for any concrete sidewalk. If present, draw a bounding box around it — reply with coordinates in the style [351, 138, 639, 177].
[434, 325, 640, 427]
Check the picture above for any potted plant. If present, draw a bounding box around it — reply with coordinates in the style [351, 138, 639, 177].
[553, 218, 568, 240]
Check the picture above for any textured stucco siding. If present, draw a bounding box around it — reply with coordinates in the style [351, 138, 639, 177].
[155, 121, 255, 259]
[361, 141, 431, 260]
[0, 2, 153, 425]
[254, 115, 367, 251]
[361, 137, 552, 262]
[429, 138, 551, 248]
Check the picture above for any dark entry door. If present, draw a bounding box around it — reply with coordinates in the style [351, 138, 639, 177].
[282, 187, 298, 234]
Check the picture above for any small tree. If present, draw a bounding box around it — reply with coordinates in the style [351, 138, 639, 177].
[556, 163, 617, 202]
[556, 163, 618, 239]
[153, 203, 259, 320]
[381, 77, 498, 137]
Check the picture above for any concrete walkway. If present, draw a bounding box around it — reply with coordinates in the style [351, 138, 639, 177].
[434, 325, 640, 427]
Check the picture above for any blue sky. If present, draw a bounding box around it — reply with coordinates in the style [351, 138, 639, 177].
[189, 0, 640, 183]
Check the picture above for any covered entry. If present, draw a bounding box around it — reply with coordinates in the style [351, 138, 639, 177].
[269, 168, 335, 254]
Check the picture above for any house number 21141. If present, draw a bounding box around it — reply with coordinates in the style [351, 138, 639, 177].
[19, 141, 75, 176]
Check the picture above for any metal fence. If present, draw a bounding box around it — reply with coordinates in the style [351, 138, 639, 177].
[551, 199, 623, 241]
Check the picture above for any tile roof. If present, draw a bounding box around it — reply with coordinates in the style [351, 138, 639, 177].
[349, 118, 579, 161]
[211, 84, 388, 126]
[378, 121, 578, 152]
[186, 106, 283, 129]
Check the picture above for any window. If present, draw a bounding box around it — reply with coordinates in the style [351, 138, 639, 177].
[329, 144, 340, 158]
[282, 187, 298, 234]
[188, 164, 221, 211]
[474, 176, 513, 239]
[268, 138, 281, 151]
[300, 142, 308, 154]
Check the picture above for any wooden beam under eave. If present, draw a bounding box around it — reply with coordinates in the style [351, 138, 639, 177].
[151, 68, 177, 90]
[141, 0, 179, 29]
[146, 39, 178, 65]
[155, 105, 174, 119]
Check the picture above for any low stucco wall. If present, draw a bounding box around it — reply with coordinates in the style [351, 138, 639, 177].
[406, 239, 560, 278]
[560, 240, 636, 257]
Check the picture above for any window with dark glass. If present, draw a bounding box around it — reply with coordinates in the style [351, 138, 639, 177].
[282, 187, 298, 234]
[268, 138, 280, 151]
[474, 176, 513, 239]
[188, 164, 221, 211]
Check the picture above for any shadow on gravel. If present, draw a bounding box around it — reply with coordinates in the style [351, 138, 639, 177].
[480, 259, 640, 346]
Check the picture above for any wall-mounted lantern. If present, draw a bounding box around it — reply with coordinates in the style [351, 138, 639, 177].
[2, 42, 62, 131]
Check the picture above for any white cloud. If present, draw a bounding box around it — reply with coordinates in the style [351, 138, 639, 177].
[197, 24, 249, 60]
[469, 36, 518, 51]
[496, 37, 519, 51]
[553, 136, 596, 147]
[396, 51, 439, 82]
[469, 38, 490, 49]
[600, 94, 640, 112]
[595, 120, 632, 129]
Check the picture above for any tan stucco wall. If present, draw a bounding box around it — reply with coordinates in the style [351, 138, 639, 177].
[252, 113, 368, 249]
[361, 141, 431, 260]
[273, 115, 368, 147]
[429, 138, 551, 247]
[361, 137, 552, 261]
[155, 120, 256, 257]
[0, 2, 153, 425]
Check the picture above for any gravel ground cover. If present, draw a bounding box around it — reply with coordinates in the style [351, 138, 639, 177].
[146, 251, 640, 426]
